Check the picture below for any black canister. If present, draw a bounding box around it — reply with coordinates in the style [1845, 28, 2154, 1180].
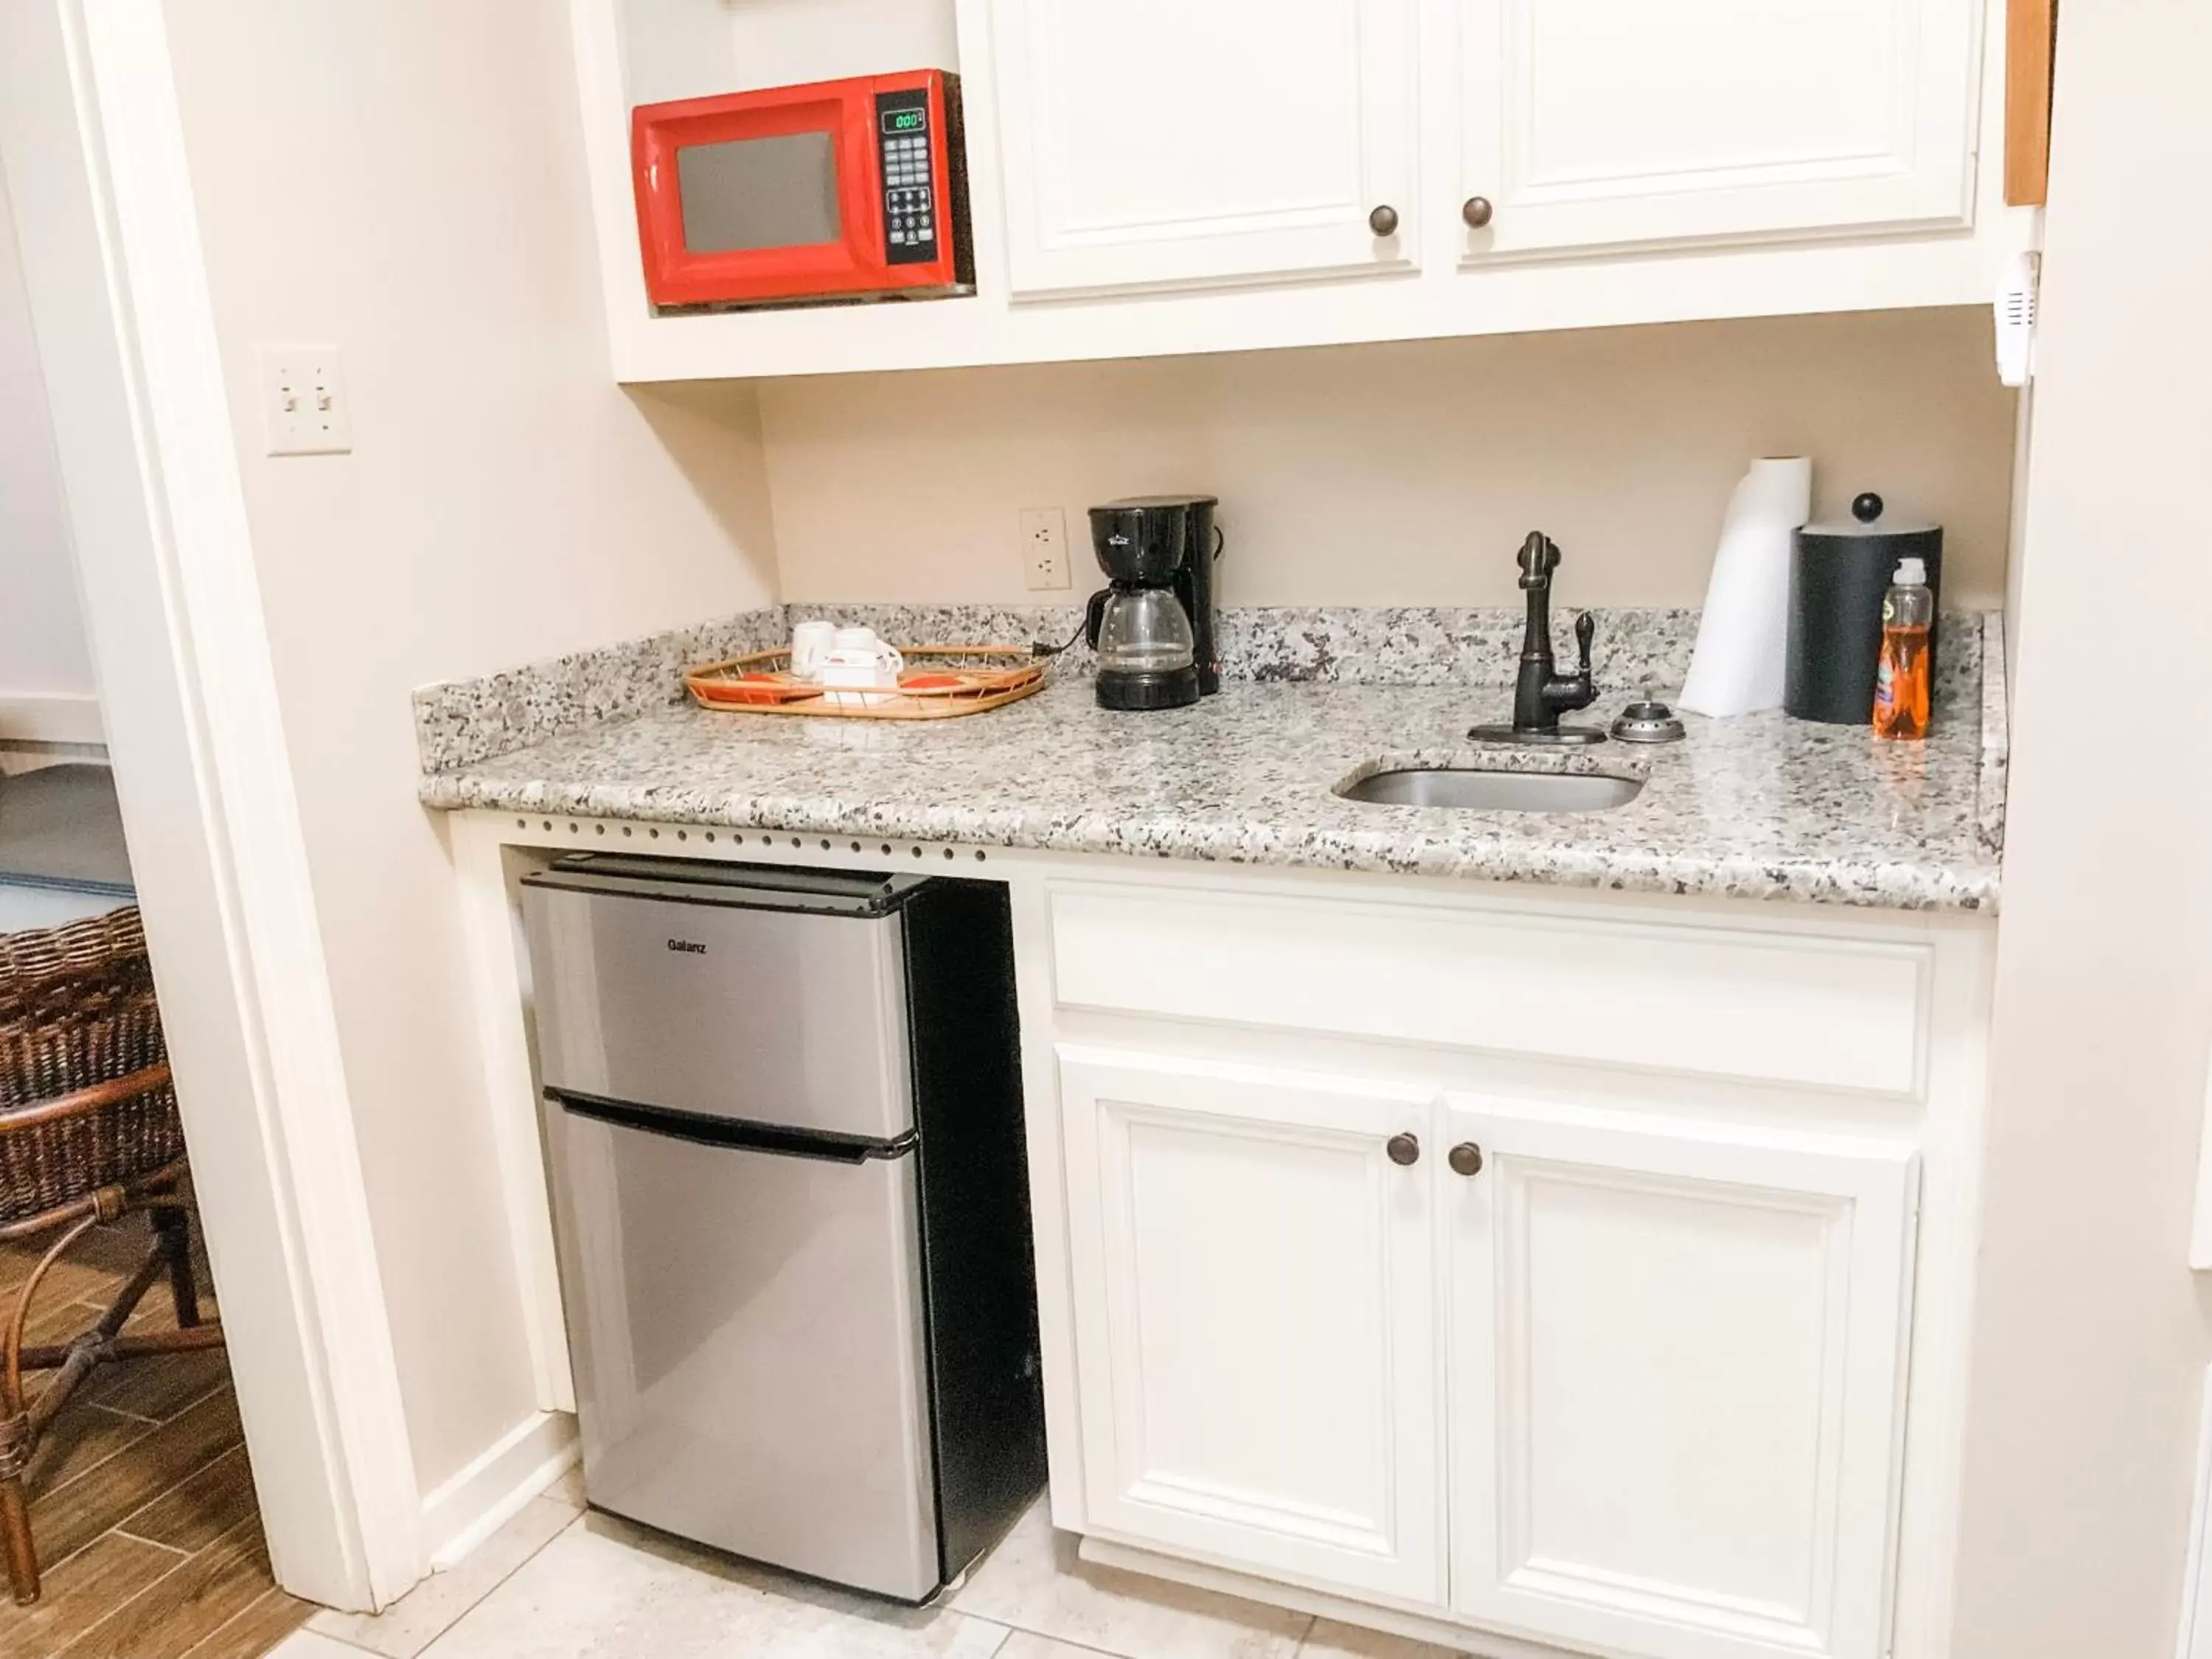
[1784, 493, 1943, 725]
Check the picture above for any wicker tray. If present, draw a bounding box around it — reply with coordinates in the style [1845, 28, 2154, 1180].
[684, 645, 1048, 721]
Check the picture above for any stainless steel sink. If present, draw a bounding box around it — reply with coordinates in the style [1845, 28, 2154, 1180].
[1337, 767, 1644, 813]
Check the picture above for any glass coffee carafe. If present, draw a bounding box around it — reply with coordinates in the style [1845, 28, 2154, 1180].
[1094, 587, 1195, 677]
[1083, 583, 1199, 710]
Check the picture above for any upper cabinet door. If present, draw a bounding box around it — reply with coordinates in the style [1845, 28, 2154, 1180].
[989, 0, 1422, 296]
[1455, 0, 1981, 260]
[1057, 1045, 1444, 1605]
[1445, 1096, 1918, 1659]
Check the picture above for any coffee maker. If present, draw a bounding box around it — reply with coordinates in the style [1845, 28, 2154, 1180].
[1082, 495, 1221, 711]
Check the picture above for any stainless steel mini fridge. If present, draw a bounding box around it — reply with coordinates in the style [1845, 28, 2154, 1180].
[521, 855, 1044, 1602]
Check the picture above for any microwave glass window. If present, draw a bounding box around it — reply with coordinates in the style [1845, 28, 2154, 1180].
[675, 132, 839, 254]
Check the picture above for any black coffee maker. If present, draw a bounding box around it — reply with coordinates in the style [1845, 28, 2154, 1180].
[1082, 495, 1221, 712]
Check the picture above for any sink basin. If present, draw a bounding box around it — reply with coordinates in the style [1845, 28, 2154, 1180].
[1337, 767, 1644, 813]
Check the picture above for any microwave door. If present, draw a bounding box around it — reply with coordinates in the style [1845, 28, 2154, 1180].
[675, 131, 840, 254]
[635, 88, 880, 307]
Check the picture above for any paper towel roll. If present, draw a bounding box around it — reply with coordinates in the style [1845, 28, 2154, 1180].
[1677, 456, 1813, 718]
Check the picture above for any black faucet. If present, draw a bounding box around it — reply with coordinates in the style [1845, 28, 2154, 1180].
[1468, 531, 1607, 745]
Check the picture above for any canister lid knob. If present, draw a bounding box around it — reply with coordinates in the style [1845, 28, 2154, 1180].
[1851, 492, 1885, 524]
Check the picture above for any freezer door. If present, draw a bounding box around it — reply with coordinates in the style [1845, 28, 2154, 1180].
[549, 1102, 940, 1600]
[524, 877, 914, 1141]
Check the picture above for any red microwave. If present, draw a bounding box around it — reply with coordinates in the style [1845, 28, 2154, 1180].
[631, 69, 973, 311]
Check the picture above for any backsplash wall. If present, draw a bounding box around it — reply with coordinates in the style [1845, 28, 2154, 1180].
[759, 307, 2017, 610]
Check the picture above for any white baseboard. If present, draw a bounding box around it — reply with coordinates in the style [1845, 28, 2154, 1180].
[0, 693, 104, 745]
[418, 1409, 578, 1572]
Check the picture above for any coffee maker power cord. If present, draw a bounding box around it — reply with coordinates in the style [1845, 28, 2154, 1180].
[1031, 619, 1087, 658]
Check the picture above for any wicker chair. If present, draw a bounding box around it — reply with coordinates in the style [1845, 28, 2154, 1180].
[0, 906, 221, 1605]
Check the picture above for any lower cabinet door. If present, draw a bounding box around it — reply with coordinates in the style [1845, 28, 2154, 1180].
[1058, 1045, 1444, 1604]
[1444, 1096, 1918, 1659]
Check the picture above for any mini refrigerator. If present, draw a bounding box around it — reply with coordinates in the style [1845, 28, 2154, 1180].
[521, 855, 1044, 1601]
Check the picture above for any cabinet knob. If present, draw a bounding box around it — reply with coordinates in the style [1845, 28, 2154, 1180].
[1461, 195, 1495, 229]
[1447, 1141, 1485, 1177]
[1386, 1132, 1421, 1166]
[1368, 204, 1400, 237]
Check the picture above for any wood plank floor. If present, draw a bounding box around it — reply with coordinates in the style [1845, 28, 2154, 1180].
[0, 1214, 310, 1659]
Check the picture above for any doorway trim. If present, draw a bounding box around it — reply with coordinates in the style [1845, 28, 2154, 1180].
[0, 0, 422, 1610]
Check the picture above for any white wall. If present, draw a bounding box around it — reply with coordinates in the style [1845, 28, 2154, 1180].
[0, 159, 99, 742]
[1950, 1, 2212, 1655]
[620, 0, 959, 107]
[158, 0, 776, 1499]
[759, 307, 2018, 609]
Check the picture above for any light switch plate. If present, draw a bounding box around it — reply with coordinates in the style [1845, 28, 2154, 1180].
[1020, 507, 1070, 590]
[257, 345, 352, 455]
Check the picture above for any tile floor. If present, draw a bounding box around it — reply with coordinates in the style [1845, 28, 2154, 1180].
[1, 1210, 1458, 1659]
[0, 1214, 310, 1659]
[270, 1488, 1471, 1659]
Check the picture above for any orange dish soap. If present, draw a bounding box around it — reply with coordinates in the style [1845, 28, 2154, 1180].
[1872, 556, 1933, 741]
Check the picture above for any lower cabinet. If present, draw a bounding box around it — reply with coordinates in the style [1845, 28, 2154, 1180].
[1058, 1046, 1920, 1659]
[1443, 1097, 1919, 1659]
[1057, 1046, 1444, 1603]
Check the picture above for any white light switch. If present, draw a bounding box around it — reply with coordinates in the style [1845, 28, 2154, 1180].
[257, 345, 352, 455]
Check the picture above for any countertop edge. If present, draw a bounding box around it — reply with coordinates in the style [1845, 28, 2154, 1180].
[422, 772, 2000, 917]
[416, 607, 2007, 919]
[1977, 611, 2011, 855]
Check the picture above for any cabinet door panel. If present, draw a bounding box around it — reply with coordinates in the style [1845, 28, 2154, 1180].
[1060, 1046, 1442, 1604]
[991, 0, 1421, 296]
[1447, 1099, 1916, 1659]
[1457, 0, 1979, 258]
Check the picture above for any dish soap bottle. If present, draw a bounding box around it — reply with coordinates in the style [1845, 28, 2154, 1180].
[1872, 557, 1933, 741]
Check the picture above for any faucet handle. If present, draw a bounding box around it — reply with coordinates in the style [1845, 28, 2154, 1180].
[1516, 531, 1561, 588]
[1573, 609, 1594, 675]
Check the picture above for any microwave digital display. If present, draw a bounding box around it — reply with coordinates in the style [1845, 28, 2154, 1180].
[883, 108, 927, 134]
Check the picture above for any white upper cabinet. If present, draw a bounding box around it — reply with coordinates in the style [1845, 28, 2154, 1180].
[987, 0, 1423, 296]
[1453, 0, 1982, 260]
[1057, 1046, 1444, 1605]
[1444, 1097, 1919, 1659]
[574, 0, 2031, 378]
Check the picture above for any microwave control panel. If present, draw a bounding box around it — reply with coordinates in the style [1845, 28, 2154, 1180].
[875, 90, 938, 265]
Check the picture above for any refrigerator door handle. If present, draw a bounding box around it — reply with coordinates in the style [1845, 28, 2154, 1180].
[549, 1088, 917, 1164]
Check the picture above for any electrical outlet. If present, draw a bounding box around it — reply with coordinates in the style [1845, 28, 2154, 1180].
[1020, 507, 1070, 591]
[257, 345, 352, 456]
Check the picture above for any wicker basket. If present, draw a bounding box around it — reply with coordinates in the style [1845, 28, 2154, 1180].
[0, 908, 181, 1225]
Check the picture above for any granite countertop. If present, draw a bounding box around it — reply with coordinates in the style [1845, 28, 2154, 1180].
[419, 627, 2004, 913]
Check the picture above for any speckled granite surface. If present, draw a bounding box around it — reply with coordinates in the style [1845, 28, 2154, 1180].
[1977, 614, 2008, 855]
[803, 602, 1711, 689]
[414, 602, 1983, 762]
[419, 608, 2008, 913]
[414, 602, 1711, 770]
[413, 609, 787, 772]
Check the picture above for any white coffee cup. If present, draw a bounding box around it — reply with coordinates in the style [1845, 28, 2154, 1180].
[819, 637, 905, 705]
[789, 619, 835, 681]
